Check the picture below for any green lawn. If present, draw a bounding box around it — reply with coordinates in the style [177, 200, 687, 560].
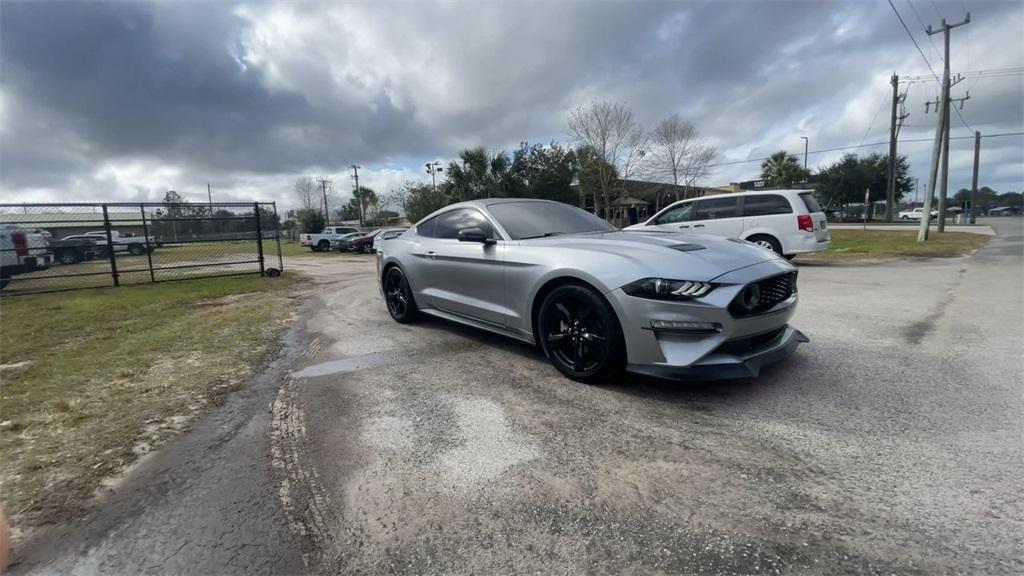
[798, 229, 990, 262]
[0, 273, 296, 529]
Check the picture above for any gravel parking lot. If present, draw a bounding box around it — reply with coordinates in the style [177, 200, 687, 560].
[13, 220, 1023, 575]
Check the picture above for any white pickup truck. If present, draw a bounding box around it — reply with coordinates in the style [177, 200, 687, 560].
[64, 231, 156, 256]
[299, 226, 361, 252]
[0, 225, 52, 289]
[898, 207, 939, 220]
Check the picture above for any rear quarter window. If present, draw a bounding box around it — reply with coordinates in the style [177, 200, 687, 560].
[799, 193, 823, 213]
[743, 194, 792, 216]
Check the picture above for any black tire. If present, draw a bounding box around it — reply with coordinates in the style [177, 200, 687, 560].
[537, 284, 626, 383]
[0, 277, 8, 290]
[57, 250, 79, 265]
[383, 266, 419, 323]
[317, 240, 330, 252]
[747, 234, 783, 255]
[128, 244, 146, 256]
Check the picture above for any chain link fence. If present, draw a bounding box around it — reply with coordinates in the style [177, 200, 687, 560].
[0, 202, 283, 295]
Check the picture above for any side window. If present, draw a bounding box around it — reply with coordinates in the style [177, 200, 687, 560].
[433, 209, 496, 240]
[417, 216, 439, 238]
[693, 197, 739, 221]
[653, 202, 694, 225]
[742, 194, 792, 217]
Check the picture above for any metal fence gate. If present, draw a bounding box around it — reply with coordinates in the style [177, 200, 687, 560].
[0, 202, 283, 295]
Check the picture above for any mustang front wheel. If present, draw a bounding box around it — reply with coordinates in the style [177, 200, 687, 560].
[538, 284, 625, 383]
[384, 267, 419, 323]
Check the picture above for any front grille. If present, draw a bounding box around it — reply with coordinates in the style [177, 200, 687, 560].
[728, 272, 797, 317]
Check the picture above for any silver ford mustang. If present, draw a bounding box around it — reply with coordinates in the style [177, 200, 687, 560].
[376, 198, 807, 382]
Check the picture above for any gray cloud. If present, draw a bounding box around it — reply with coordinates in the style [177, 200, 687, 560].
[1, 0, 1021, 208]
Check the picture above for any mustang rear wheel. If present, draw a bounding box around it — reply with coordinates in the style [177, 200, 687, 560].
[538, 284, 625, 383]
[384, 266, 419, 323]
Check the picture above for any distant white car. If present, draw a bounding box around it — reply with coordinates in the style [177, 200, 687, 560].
[299, 226, 361, 252]
[898, 207, 938, 220]
[624, 190, 831, 258]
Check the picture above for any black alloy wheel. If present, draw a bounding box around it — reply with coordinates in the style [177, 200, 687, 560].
[384, 267, 419, 323]
[538, 284, 625, 383]
[58, 251, 79, 265]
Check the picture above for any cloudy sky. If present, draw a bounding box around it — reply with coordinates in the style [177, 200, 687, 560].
[1, 0, 1021, 212]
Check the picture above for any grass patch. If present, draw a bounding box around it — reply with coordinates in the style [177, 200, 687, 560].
[0, 273, 296, 531]
[799, 229, 989, 262]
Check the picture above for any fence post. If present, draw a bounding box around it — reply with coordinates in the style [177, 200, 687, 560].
[254, 202, 265, 276]
[273, 202, 283, 272]
[140, 204, 156, 284]
[102, 204, 119, 287]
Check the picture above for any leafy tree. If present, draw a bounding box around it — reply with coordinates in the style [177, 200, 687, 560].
[295, 208, 326, 233]
[393, 181, 451, 223]
[997, 191, 1022, 207]
[575, 146, 617, 209]
[815, 153, 911, 217]
[509, 142, 577, 204]
[441, 147, 515, 201]
[760, 151, 809, 188]
[340, 187, 379, 224]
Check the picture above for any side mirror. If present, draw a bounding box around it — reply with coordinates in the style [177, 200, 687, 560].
[458, 227, 496, 245]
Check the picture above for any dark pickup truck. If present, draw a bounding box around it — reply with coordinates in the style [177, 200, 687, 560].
[50, 237, 100, 265]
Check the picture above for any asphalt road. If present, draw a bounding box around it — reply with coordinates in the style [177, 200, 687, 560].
[12, 219, 1023, 575]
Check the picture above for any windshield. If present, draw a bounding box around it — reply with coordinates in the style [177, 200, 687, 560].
[488, 201, 615, 240]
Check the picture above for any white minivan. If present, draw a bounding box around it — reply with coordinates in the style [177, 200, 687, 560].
[624, 190, 831, 258]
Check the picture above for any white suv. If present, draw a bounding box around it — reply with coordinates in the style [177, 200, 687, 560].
[623, 190, 831, 258]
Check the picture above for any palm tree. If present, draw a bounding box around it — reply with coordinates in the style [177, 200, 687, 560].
[760, 151, 808, 188]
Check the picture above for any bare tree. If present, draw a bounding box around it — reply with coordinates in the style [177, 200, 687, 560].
[293, 176, 319, 211]
[567, 101, 646, 217]
[648, 114, 717, 207]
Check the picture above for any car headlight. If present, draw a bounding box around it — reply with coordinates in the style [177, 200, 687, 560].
[622, 278, 714, 300]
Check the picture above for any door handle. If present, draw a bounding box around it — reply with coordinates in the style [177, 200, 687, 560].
[678, 225, 689, 229]
[424, 250, 437, 260]
[693, 224, 705, 228]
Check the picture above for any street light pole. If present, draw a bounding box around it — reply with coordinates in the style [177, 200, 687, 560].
[425, 161, 443, 193]
[800, 136, 808, 170]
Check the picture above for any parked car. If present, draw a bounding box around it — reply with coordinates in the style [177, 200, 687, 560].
[0, 225, 52, 289]
[300, 226, 361, 252]
[345, 230, 383, 254]
[624, 190, 831, 258]
[372, 228, 408, 251]
[898, 207, 939, 220]
[331, 231, 365, 252]
[50, 237, 100, 264]
[989, 206, 1022, 216]
[377, 199, 806, 382]
[65, 231, 155, 256]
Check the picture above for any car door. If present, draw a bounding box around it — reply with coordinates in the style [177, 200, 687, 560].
[690, 196, 744, 238]
[642, 200, 695, 232]
[415, 208, 507, 326]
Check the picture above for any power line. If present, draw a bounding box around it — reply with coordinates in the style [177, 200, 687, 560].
[888, 0, 941, 84]
[707, 132, 1023, 169]
[906, 0, 942, 64]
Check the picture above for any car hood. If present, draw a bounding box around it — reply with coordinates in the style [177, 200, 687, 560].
[520, 229, 786, 283]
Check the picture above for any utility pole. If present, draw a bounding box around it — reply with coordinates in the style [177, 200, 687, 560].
[799, 136, 808, 170]
[350, 165, 362, 227]
[317, 177, 332, 227]
[919, 12, 970, 240]
[970, 130, 980, 224]
[886, 73, 909, 222]
[929, 13, 970, 233]
[207, 182, 214, 217]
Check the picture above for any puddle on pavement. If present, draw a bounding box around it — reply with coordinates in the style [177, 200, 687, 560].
[291, 353, 388, 378]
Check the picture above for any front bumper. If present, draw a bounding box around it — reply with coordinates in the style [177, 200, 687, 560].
[627, 325, 808, 380]
[606, 258, 807, 380]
